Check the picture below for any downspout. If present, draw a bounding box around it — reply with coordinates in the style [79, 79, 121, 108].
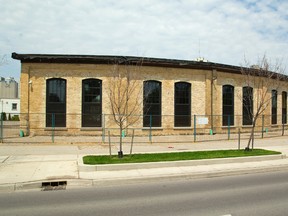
[27, 66, 31, 136]
[211, 69, 217, 133]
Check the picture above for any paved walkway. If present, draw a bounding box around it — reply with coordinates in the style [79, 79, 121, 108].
[1, 135, 288, 192]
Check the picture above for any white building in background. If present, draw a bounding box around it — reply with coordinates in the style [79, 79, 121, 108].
[0, 77, 20, 117]
[0, 98, 20, 117]
[0, 77, 19, 99]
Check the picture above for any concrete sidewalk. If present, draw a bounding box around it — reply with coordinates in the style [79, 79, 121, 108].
[1, 136, 288, 192]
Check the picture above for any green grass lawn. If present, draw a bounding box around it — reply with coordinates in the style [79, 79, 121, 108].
[83, 149, 281, 165]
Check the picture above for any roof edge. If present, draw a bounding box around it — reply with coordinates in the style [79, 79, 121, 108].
[12, 52, 244, 74]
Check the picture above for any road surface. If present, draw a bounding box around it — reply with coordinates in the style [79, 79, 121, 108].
[1, 171, 288, 216]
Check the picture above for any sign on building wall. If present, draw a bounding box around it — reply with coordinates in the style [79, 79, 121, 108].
[197, 117, 209, 125]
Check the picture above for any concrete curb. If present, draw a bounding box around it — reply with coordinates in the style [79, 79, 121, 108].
[0, 179, 84, 193]
[4, 161, 288, 192]
[78, 154, 286, 171]
[0, 181, 42, 193]
[1, 154, 287, 193]
[90, 163, 288, 187]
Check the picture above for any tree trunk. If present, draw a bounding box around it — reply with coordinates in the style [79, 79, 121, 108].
[251, 128, 255, 150]
[246, 121, 256, 151]
[118, 125, 123, 158]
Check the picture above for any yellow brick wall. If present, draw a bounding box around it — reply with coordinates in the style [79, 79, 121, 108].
[19, 62, 288, 135]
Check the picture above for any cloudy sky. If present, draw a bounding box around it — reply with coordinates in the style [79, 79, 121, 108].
[0, 0, 287, 80]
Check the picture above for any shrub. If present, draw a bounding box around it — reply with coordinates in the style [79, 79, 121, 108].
[1, 112, 7, 121]
[12, 115, 20, 121]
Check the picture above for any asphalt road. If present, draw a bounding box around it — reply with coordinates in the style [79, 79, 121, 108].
[1, 171, 288, 216]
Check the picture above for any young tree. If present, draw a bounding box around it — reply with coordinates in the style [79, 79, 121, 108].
[0, 54, 7, 66]
[241, 55, 286, 150]
[107, 59, 143, 158]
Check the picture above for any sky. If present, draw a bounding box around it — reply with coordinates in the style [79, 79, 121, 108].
[0, 0, 288, 81]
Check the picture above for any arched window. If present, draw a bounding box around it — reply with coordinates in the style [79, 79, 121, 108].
[82, 79, 102, 127]
[46, 78, 66, 127]
[272, 90, 277, 124]
[282, 91, 287, 124]
[143, 80, 161, 127]
[222, 85, 234, 126]
[174, 82, 191, 127]
[243, 86, 253, 125]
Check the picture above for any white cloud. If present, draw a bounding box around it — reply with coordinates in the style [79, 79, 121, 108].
[0, 0, 287, 80]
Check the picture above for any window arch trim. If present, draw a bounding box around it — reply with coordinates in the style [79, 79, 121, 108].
[242, 86, 253, 125]
[222, 84, 234, 126]
[174, 81, 191, 127]
[82, 78, 102, 127]
[282, 91, 287, 124]
[46, 78, 67, 127]
[272, 90, 278, 124]
[143, 80, 162, 127]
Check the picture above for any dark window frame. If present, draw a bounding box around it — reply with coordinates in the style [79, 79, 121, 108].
[46, 78, 66, 127]
[82, 79, 102, 127]
[12, 103, 17, 111]
[242, 86, 253, 126]
[143, 80, 162, 127]
[174, 82, 191, 127]
[282, 91, 287, 124]
[272, 90, 277, 125]
[222, 85, 234, 126]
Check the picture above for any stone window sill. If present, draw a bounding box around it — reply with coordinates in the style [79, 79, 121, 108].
[44, 128, 68, 131]
[80, 127, 103, 131]
[142, 127, 163, 130]
[173, 127, 193, 130]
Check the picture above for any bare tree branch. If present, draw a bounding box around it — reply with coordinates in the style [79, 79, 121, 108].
[107, 59, 143, 157]
[0, 54, 8, 66]
[240, 55, 286, 150]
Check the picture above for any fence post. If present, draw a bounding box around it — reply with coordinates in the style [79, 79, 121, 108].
[238, 128, 240, 150]
[211, 114, 214, 135]
[108, 130, 112, 157]
[0, 115, 3, 143]
[209, 114, 214, 135]
[26, 113, 30, 137]
[194, 115, 196, 142]
[52, 113, 55, 143]
[102, 114, 105, 143]
[228, 115, 230, 140]
[149, 115, 152, 143]
[261, 115, 264, 139]
[130, 129, 135, 155]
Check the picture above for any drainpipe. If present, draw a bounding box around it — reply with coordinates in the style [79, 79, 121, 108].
[27, 66, 31, 136]
[211, 69, 217, 133]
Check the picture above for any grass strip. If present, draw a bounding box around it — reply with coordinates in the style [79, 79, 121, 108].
[83, 149, 281, 165]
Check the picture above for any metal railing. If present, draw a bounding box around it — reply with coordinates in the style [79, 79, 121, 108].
[1, 112, 288, 144]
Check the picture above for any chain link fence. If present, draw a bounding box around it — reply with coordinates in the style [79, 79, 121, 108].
[0, 112, 20, 142]
[1, 112, 288, 144]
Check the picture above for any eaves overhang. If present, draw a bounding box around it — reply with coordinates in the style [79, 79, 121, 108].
[11, 52, 246, 75]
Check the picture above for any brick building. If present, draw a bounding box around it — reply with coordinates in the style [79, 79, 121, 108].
[12, 53, 288, 136]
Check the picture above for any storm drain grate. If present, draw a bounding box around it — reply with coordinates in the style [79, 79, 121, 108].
[41, 181, 67, 191]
